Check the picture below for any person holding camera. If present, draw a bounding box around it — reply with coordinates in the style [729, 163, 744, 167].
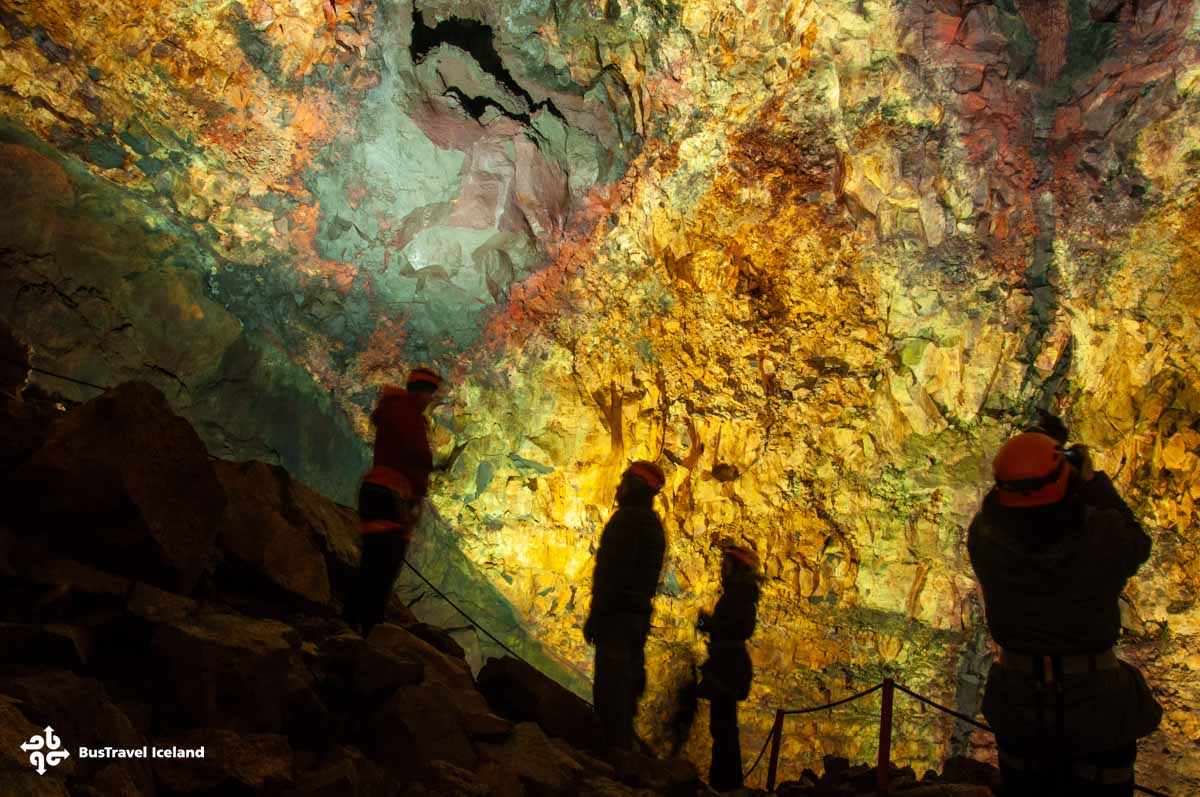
[696, 544, 761, 795]
[967, 414, 1162, 796]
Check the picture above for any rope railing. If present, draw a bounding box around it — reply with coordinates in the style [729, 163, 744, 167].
[758, 677, 1174, 796]
[892, 681, 991, 732]
[401, 557, 595, 707]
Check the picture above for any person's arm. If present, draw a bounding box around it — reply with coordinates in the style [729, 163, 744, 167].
[1082, 472, 1151, 577]
[588, 513, 638, 617]
[701, 587, 757, 639]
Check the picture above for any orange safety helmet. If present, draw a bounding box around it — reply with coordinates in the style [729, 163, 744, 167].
[721, 544, 760, 574]
[625, 461, 665, 493]
[993, 432, 1070, 508]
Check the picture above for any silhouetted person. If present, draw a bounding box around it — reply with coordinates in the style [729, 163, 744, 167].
[583, 461, 667, 751]
[345, 368, 441, 636]
[968, 417, 1162, 797]
[697, 545, 760, 794]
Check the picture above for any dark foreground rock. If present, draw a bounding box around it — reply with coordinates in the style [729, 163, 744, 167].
[0, 380, 718, 797]
[478, 654, 605, 751]
[7, 381, 224, 594]
[775, 753, 998, 796]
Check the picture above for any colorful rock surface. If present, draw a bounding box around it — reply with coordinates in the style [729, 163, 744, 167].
[1, 0, 1197, 790]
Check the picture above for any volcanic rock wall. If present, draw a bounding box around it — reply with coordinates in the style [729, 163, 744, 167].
[1, 0, 1198, 791]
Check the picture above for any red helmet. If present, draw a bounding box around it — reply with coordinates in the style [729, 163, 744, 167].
[625, 461, 665, 493]
[406, 367, 442, 392]
[993, 432, 1069, 508]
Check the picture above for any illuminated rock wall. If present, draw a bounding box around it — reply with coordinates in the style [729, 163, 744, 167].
[1, 0, 1198, 790]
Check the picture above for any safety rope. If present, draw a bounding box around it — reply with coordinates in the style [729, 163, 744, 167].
[742, 728, 774, 779]
[2, 356, 109, 392]
[892, 682, 991, 732]
[743, 683, 884, 779]
[758, 679, 1173, 796]
[403, 557, 595, 709]
[783, 682, 884, 716]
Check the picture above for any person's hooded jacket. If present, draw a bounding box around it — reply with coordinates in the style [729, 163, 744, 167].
[587, 493, 665, 627]
[967, 471, 1162, 754]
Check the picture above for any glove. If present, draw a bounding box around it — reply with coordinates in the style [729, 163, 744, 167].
[1067, 444, 1095, 482]
[583, 615, 596, 645]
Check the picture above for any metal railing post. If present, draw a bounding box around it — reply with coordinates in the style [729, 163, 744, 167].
[765, 709, 785, 792]
[876, 677, 894, 793]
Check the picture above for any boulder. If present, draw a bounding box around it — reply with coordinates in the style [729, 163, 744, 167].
[0, 321, 57, 474]
[0, 693, 52, 772]
[127, 582, 197, 626]
[27, 559, 132, 601]
[400, 760, 490, 797]
[148, 610, 325, 742]
[406, 621, 467, 659]
[367, 623, 476, 693]
[0, 773, 71, 796]
[361, 682, 477, 777]
[475, 721, 586, 796]
[605, 748, 698, 797]
[847, 762, 876, 791]
[460, 710, 515, 740]
[576, 778, 658, 797]
[893, 786, 993, 796]
[212, 460, 359, 613]
[383, 592, 418, 627]
[284, 745, 387, 797]
[297, 747, 388, 797]
[820, 754, 851, 784]
[152, 728, 292, 794]
[74, 763, 150, 797]
[0, 527, 14, 580]
[0, 318, 30, 400]
[0, 671, 151, 792]
[9, 382, 224, 594]
[940, 756, 1000, 789]
[0, 623, 90, 674]
[477, 655, 603, 751]
[318, 630, 424, 698]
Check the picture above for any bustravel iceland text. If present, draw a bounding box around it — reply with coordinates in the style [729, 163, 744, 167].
[78, 746, 205, 759]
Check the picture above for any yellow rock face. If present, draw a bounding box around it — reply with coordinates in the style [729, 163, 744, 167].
[2, 0, 1199, 790]
[424, 0, 1200, 788]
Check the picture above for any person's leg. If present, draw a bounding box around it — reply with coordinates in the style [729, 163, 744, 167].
[628, 619, 649, 747]
[998, 742, 1057, 797]
[351, 484, 415, 636]
[593, 627, 635, 750]
[708, 698, 742, 791]
[345, 482, 384, 632]
[360, 529, 409, 634]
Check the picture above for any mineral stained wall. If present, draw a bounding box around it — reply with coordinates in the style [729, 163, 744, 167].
[1, 0, 1198, 789]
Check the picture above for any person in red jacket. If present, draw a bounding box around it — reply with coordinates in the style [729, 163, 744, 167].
[345, 367, 441, 636]
[968, 418, 1161, 796]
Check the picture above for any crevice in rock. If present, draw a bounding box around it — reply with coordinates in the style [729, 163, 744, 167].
[143, 362, 189, 393]
[411, 10, 565, 126]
